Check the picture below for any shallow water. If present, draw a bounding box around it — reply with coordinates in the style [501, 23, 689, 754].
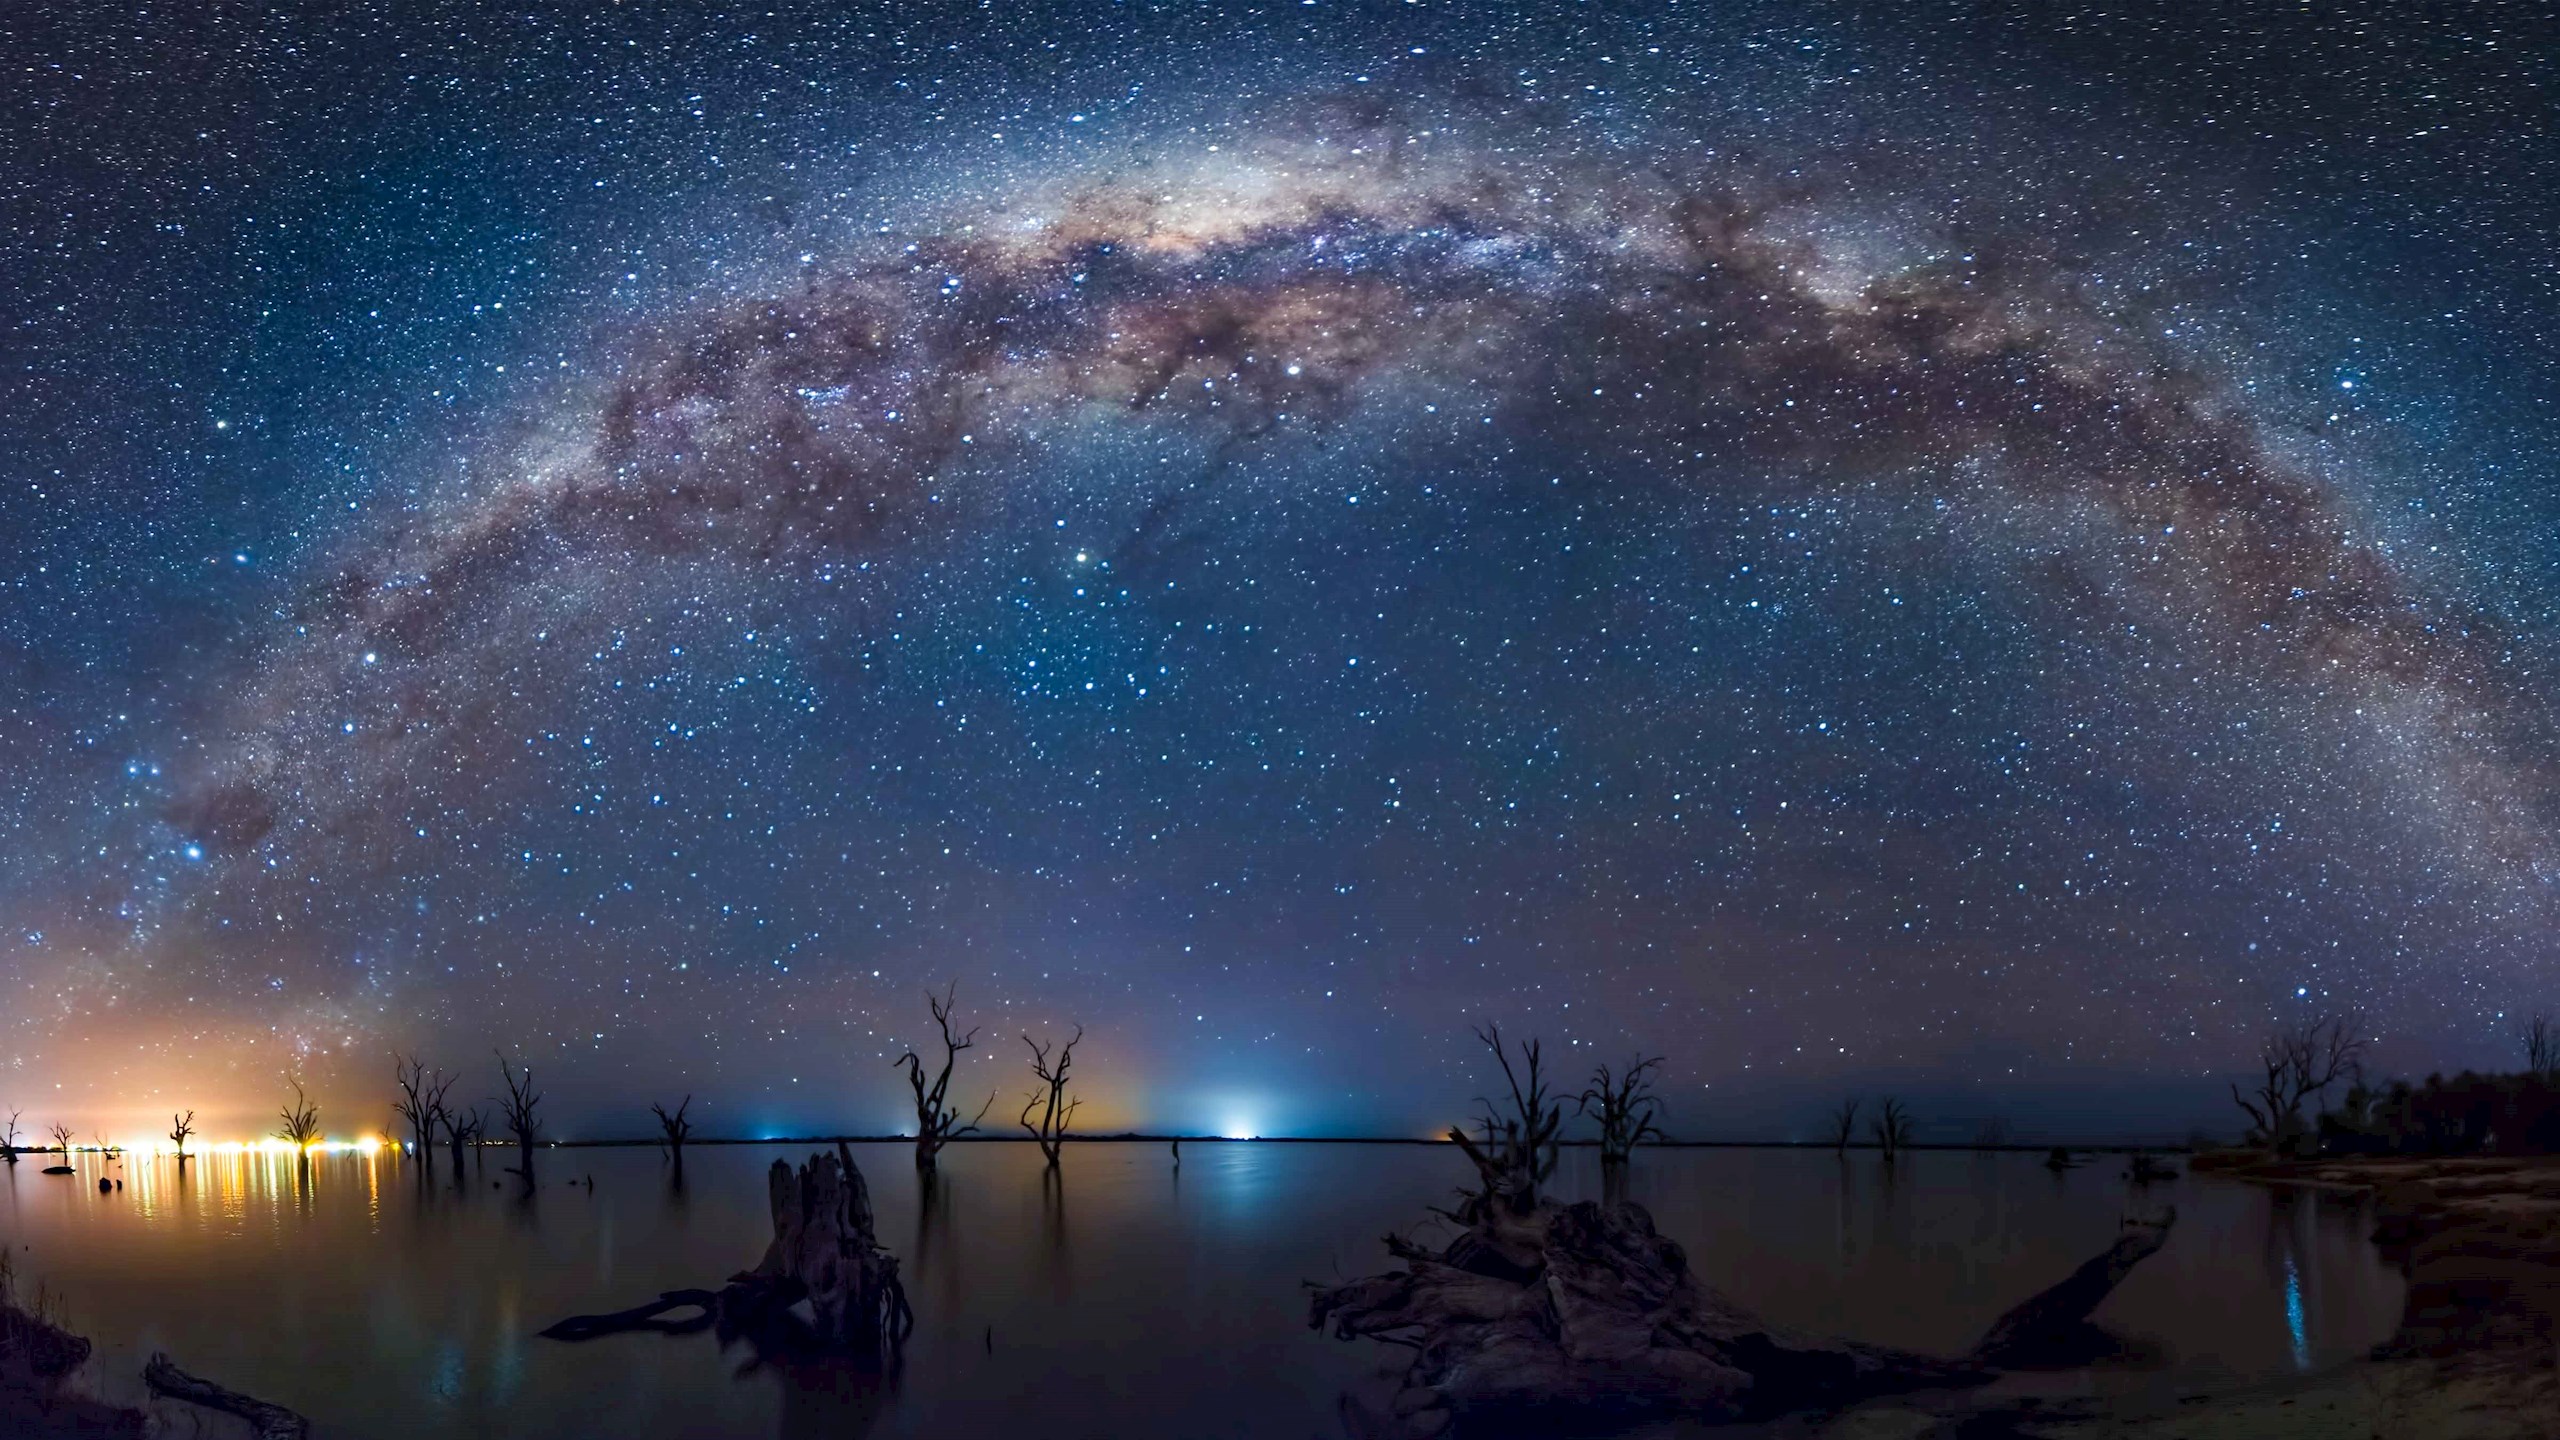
[0, 1143, 2401, 1437]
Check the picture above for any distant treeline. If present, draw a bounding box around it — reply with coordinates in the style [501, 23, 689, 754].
[2317, 1070, 2560, 1157]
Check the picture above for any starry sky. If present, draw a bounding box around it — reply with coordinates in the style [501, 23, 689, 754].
[5, 1, 2558, 1142]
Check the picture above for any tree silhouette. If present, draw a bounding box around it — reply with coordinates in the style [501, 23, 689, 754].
[168, 1111, 195, 1160]
[392, 1055, 453, 1162]
[1578, 1054, 1667, 1166]
[1872, 1097, 1914, 1161]
[650, 1095, 695, 1177]
[1449, 1023, 1565, 1216]
[442, 1102, 485, 1181]
[495, 1052, 543, 1183]
[276, 1074, 322, 1147]
[2524, 1014, 2558, 1078]
[898, 983, 997, 1172]
[1018, 1026, 1084, 1168]
[1825, 1099, 1861, 1153]
[2230, 1012, 2365, 1151]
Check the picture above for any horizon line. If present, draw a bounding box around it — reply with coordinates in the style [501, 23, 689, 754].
[30, 1135, 2196, 1154]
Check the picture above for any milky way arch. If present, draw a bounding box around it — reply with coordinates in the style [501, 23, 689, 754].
[170, 138, 2541, 885]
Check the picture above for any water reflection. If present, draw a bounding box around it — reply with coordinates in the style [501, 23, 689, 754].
[769, 1352, 894, 1440]
[1034, 1166, 1071, 1302]
[0, 1146, 2407, 1439]
[910, 1168, 945, 1267]
[2257, 1185, 2372, 1374]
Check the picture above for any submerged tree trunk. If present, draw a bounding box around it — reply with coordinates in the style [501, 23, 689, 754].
[542, 1142, 912, 1352]
[1310, 1197, 2174, 1434]
[1971, 1211, 2175, 1366]
[144, 1353, 310, 1440]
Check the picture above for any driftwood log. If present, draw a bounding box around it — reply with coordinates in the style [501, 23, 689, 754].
[1310, 1199, 2176, 1433]
[143, 1353, 310, 1440]
[543, 1142, 912, 1351]
[1973, 1210, 2175, 1366]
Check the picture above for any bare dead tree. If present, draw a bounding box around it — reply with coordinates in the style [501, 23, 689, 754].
[46, 1121, 74, 1153]
[1448, 1023, 1565, 1216]
[2229, 1012, 2366, 1152]
[651, 1095, 695, 1172]
[276, 1074, 322, 1148]
[1, 1108, 21, 1162]
[2231, 1045, 2289, 1149]
[424, 1071, 456, 1156]
[1825, 1099, 1861, 1153]
[2524, 1014, 2558, 1077]
[391, 1055, 451, 1160]
[897, 983, 997, 1171]
[169, 1111, 195, 1159]
[442, 1103, 485, 1180]
[1872, 1097, 1914, 1161]
[1018, 1026, 1084, 1168]
[1578, 1054, 1666, 1166]
[495, 1052, 543, 1182]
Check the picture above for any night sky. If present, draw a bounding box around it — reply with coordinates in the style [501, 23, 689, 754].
[6, 2, 2557, 1141]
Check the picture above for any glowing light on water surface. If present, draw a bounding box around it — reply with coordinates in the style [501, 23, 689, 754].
[2283, 1254, 2310, 1370]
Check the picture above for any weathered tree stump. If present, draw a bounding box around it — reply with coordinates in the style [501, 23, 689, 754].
[543, 1142, 912, 1352]
[747, 1142, 912, 1345]
[1311, 1197, 2176, 1433]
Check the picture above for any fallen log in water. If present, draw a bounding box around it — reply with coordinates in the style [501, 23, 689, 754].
[1310, 1198, 2176, 1434]
[1973, 1210, 2175, 1366]
[537, 1287, 728, 1341]
[542, 1141, 912, 1351]
[143, 1353, 309, 1440]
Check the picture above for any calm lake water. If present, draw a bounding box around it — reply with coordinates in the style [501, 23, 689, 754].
[2, 1142, 2401, 1438]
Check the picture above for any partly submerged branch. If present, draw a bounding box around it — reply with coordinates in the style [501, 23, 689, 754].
[1972, 1209, 2176, 1366]
[144, 1353, 310, 1440]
